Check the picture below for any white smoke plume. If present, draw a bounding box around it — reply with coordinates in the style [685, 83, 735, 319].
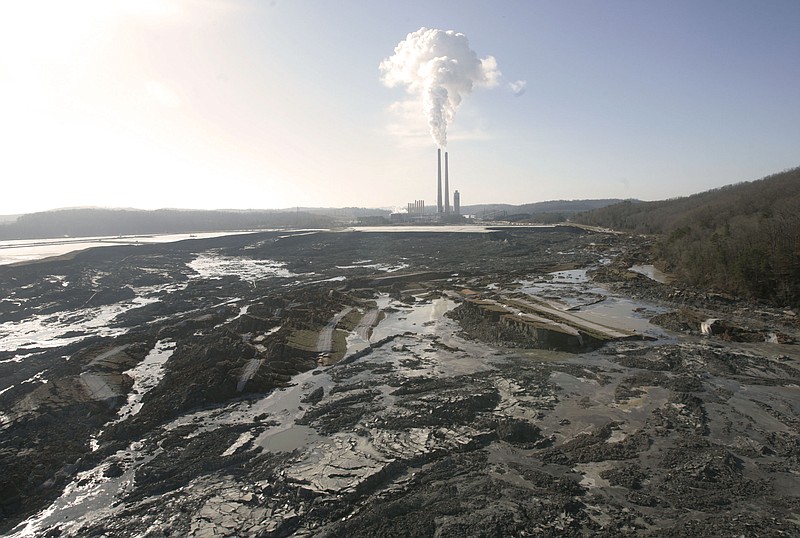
[380, 27, 500, 148]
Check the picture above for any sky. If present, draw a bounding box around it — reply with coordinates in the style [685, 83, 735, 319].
[1, 0, 799, 215]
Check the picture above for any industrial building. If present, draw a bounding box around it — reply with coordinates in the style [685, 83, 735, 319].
[395, 148, 463, 223]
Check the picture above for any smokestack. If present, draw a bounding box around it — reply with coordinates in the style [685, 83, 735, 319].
[454, 190, 461, 216]
[437, 148, 442, 213]
[444, 151, 450, 214]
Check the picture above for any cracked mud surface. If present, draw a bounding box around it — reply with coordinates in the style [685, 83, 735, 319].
[1, 227, 799, 536]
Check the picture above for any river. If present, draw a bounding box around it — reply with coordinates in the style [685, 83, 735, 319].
[0, 231, 260, 266]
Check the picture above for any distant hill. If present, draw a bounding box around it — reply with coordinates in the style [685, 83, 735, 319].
[284, 207, 392, 219]
[463, 199, 627, 222]
[0, 208, 338, 240]
[574, 167, 800, 307]
[0, 202, 621, 240]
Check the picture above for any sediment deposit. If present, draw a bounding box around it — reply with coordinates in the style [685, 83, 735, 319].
[1, 227, 798, 536]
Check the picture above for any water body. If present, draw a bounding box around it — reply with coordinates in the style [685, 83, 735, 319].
[347, 225, 558, 234]
[0, 231, 258, 266]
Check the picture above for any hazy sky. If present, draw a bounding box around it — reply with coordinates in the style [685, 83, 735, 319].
[2, 0, 799, 214]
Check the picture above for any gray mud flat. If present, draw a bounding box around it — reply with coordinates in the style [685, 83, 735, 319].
[1, 228, 799, 537]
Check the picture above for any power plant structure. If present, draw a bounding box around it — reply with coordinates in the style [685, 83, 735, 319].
[436, 149, 442, 213]
[397, 148, 463, 223]
[445, 151, 450, 213]
[407, 200, 425, 217]
[436, 148, 452, 214]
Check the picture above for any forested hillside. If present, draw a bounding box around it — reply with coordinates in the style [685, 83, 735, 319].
[574, 168, 800, 307]
[463, 199, 624, 221]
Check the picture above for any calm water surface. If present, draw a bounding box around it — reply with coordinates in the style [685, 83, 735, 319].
[0, 232, 257, 265]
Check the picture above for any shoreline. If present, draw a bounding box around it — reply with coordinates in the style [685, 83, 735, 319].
[0, 231, 264, 267]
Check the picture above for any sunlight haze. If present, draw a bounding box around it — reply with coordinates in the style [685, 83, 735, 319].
[2, 0, 798, 214]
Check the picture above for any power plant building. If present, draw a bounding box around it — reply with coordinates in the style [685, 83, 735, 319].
[396, 150, 462, 223]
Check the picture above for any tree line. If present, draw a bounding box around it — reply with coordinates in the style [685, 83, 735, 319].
[574, 167, 800, 308]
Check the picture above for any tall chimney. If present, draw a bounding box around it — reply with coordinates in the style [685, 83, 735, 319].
[437, 148, 443, 213]
[444, 151, 450, 214]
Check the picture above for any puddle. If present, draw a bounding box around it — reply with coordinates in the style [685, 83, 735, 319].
[336, 262, 410, 273]
[577, 296, 668, 337]
[371, 297, 456, 342]
[187, 254, 296, 281]
[7, 442, 155, 538]
[260, 425, 320, 452]
[115, 340, 175, 421]
[514, 274, 668, 338]
[250, 375, 330, 450]
[0, 296, 157, 352]
[630, 264, 673, 284]
[0, 280, 187, 356]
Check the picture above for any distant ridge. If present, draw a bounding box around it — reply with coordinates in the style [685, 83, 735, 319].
[462, 199, 628, 221]
[0, 208, 337, 240]
[0, 200, 628, 239]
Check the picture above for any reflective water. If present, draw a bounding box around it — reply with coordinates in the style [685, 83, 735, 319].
[346, 225, 558, 233]
[336, 261, 410, 273]
[8, 442, 154, 538]
[114, 340, 176, 422]
[514, 268, 667, 337]
[630, 264, 673, 284]
[577, 296, 667, 336]
[0, 296, 157, 353]
[371, 296, 455, 342]
[187, 254, 296, 281]
[0, 232, 258, 266]
[5, 283, 575, 535]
